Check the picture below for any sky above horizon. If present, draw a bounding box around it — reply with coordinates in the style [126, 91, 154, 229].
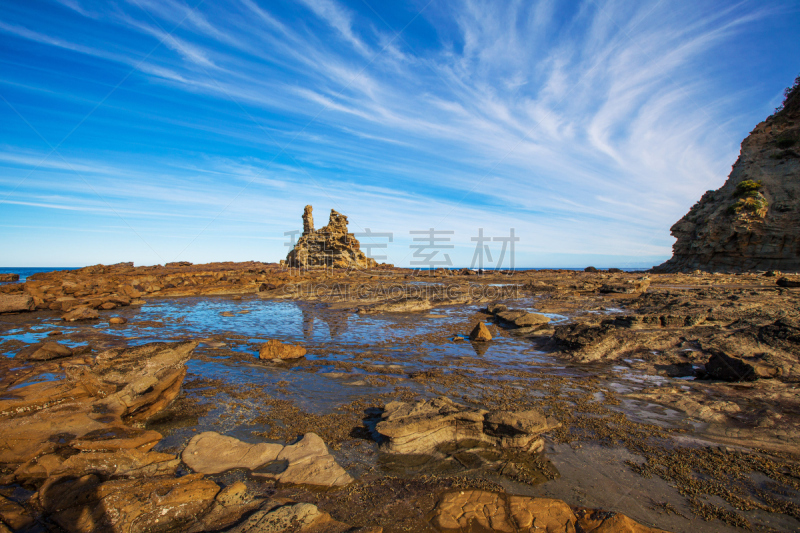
[1, 0, 799, 269]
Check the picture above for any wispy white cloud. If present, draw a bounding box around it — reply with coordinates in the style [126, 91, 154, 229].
[1, 0, 795, 266]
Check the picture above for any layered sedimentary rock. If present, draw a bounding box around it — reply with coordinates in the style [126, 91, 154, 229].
[431, 490, 669, 533]
[655, 80, 800, 273]
[376, 397, 560, 455]
[182, 431, 352, 487]
[286, 206, 377, 269]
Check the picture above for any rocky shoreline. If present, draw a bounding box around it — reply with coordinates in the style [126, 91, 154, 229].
[0, 263, 799, 531]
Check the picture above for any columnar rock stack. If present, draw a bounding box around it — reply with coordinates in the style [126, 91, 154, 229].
[286, 205, 377, 269]
[655, 79, 800, 273]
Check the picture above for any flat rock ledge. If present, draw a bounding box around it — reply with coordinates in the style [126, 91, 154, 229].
[182, 431, 353, 487]
[376, 397, 560, 455]
[487, 304, 551, 332]
[431, 490, 669, 532]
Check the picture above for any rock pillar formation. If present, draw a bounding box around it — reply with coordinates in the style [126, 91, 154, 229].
[303, 205, 314, 235]
[654, 79, 800, 273]
[286, 206, 378, 269]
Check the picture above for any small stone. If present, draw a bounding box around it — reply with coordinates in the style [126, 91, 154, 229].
[259, 339, 306, 360]
[109, 317, 127, 325]
[469, 322, 492, 342]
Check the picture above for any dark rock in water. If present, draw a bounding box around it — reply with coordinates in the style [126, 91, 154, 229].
[608, 268, 623, 273]
[758, 317, 800, 350]
[584, 266, 598, 272]
[777, 276, 800, 287]
[487, 303, 508, 314]
[469, 322, 492, 342]
[706, 350, 757, 382]
[552, 323, 615, 351]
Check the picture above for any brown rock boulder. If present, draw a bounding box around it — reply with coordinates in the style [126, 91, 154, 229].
[108, 317, 127, 325]
[705, 350, 758, 382]
[0, 293, 34, 314]
[0, 274, 19, 282]
[13, 449, 179, 485]
[0, 341, 196, 469]
[0, 494, 33, 531]
[513, 312, 551, 328]
[268, 433, 353, 487]
[777, 276, 800, 287]
[226, 502, 351, 533]
[183, 431, 352, 487]
[431, 491, 670, 533]
[62, 306, 99, 321]
[469, 322, 492, 341]
[259, 339, 306, 360]
[40, 473, 220, 533]
[22, 341, 74, 361]
[182, 432, 283, 474]
[376, 397, 559, 455]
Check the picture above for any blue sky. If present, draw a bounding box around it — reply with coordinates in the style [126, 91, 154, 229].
[0, 0, 798, 268]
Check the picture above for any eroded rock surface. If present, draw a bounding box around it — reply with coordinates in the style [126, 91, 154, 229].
[0, 293, 34, 314]
[430, 490, 669, 533]
[62, 305, 99, 321]
[259, 339, 307, 360]
[654, 81, 800, 273]
[469, 322, 492, 341]
[376, 397, 559, 455]
[286, 206, 377, 269]
[225, 502, 355, 533]
[0, 341, 196, 477]
[184, 432, 352, 487]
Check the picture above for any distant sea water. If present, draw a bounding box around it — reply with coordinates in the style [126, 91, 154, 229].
[0, 267, 81, 283]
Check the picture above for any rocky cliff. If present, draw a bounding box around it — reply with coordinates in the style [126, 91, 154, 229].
[285, 206, 377, 269]
[655, 77, 800, 273]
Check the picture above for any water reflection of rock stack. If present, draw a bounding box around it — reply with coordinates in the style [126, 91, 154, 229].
[286, 205, 377, 269]
[301, 305, 347, 340]
[302, 306, 314, 341]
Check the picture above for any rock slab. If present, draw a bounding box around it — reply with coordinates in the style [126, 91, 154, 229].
[431, 490, 670, 533]
[259, 339, 307, 360]
[0, 294, 34, 313]
[183, 432, 352, 487]
[376, 397, 559, 455]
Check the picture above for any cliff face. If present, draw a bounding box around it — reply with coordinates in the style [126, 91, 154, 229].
[286, 206, 377, 269]
[655, 81, 800, 273]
